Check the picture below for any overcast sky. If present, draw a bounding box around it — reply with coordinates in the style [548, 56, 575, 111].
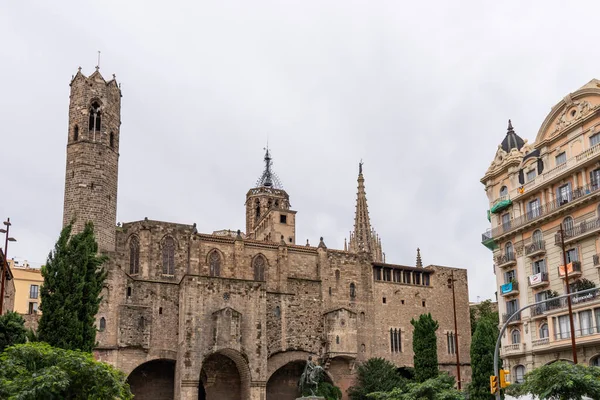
[2, 1, 600, 302]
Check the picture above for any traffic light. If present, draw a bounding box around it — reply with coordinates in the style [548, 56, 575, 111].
[500, 369, 510, 388]
[490, 375, 498, 394]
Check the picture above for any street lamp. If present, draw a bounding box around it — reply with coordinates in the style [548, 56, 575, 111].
[447, 270, 462, 390]
[0, 217, 17, 315]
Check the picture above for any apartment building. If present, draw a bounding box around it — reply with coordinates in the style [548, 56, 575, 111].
[9, 259, 43, 315]
[481, 79, 600, 382]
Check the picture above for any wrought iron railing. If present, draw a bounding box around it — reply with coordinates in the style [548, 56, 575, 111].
[495, 252, 516, 266]
[525, 240, 545, 256]
[531, 288, 599, 316]
[554, 218, 600, 245]
[502, 312, 521, 323]
[557, 260, 582, 277]
[482, 182, 600, 240]
[500, 281, 519, 295]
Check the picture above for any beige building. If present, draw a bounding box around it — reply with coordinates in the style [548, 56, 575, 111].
[60, 67, 472, 400]
[481, 79, 600, 383]
[9, 259, 43, 315]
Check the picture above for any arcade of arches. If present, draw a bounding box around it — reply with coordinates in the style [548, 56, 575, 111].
[127, 354, 347, 400]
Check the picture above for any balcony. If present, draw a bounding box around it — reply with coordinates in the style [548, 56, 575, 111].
[502, 312, 521, 324]
[481, 181, 600, 241]
[495, 252, 517, 269]
[528, 272, 549, 288]
[531, 288, 600, 316]
[490, 196, 512, 214]
[558, 261, 582, 279]
[503, 343, 522, 354]
[525, 240, 546, 257]
[531, 337, 549, 348]
[519, 142, 600, 197]
[500, 281, 519, 297]
[554, 218, 600, 246]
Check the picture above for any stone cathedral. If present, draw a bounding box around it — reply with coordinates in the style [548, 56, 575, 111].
[61, 68, 472, 400]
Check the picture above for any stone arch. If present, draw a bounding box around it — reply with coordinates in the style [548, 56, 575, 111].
[252, 253, 268, 281]
[200, 348, 252, 400]
[127, 234, 140, 275]
[127, 358, 176, 400]
[266, 351, 334, 400]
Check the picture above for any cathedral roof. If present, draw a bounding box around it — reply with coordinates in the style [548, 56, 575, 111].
[500, 119, 525, 152]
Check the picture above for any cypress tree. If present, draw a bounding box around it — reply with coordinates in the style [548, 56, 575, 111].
[469, 316, 498, 400]
[411, 313, 439, 382]
[38, 222, 107, 352]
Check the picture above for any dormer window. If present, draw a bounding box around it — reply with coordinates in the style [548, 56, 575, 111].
[499, 186, 508, 198]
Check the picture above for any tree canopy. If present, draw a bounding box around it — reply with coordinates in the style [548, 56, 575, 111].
[38, 222, 107, 352]
[469, 316, 498, 400]
[470, 300, 498, 335]
[0, 311, 27, 352]
[0, 342, 132, 399]
[367, 373, 464, 400]
[411, 313, 439, 382]
[348, 357, 406, 400]
[506, 361, 600, 400]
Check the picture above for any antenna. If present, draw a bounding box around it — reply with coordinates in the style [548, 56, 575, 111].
[96, 51, 101, 71]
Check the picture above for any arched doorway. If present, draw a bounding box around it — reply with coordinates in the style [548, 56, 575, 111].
[200, 352, 247, 400]
[128, 359, 175, 400]
[266, 360, 334, 400]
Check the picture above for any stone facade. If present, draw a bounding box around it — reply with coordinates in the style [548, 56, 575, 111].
[481, 79, 600, 382]
[63, 68, 471, 400]
[0, 250, 15, 315]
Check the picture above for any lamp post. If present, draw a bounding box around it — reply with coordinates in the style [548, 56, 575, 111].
[447, 270, 461, 390]
[0, 217, 17, 315]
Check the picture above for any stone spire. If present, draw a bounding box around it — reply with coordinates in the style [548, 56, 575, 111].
[348, 162, 383, 261]
[416, 248, 422, 268]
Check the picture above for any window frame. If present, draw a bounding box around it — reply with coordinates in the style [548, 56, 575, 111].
[555, 152, 567, 166]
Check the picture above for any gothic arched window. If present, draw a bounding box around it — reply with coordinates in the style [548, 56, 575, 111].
[255, 200, 261, 219]
[99, 317, 106, 332]
[89, 101, 101, 133]
[162, 236, 175, 275]
[253, 255, 266, 281]
[208, 250, 221, 277]
[350, 283, 356, 299]
[129, 236, 140, 275]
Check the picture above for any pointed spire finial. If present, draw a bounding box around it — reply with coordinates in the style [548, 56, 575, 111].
[359, 159, 363, 174]
[507, 119, 513, 132]
[96, 50, 101, 71]
[78, 66, 82, 73]
[416, 248, 423, 268]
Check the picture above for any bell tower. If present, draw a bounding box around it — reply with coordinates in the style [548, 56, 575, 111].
[62, 67, 122, 253]
[245, 149, 297, 244]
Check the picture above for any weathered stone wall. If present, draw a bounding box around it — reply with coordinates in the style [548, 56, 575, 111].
[63, 70, 120, 253]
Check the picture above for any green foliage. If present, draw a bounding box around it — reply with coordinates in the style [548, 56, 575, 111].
[368, 373, 464, 400]
[25, 328, 37, 343]
[38, 222, 107, 352]
[470, 300, 498, 335]
[305, 381, 342, 400]
[572, 278, 596, 292]
[411, 313, 439, 382]
[0, 312, 27, 352]
[469, 317, 499, 400]
[506, 361, 600, 400]
[0, 342, 132, 399]
[348, 358, 406, 400]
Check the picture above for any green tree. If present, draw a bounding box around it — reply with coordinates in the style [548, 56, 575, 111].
[0, 311, 27, 352]
[38, 222, 107, 352]
[368, 373, 464, 400]
[0, 342, 132, 399]
[411, 313, 439, 382]
[348, 358, 406, 400]
[470, 300, 498, 335]
[309, 382, 343, 400]
[469, 316, 498, 400]
[506, 361, 600, 400]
